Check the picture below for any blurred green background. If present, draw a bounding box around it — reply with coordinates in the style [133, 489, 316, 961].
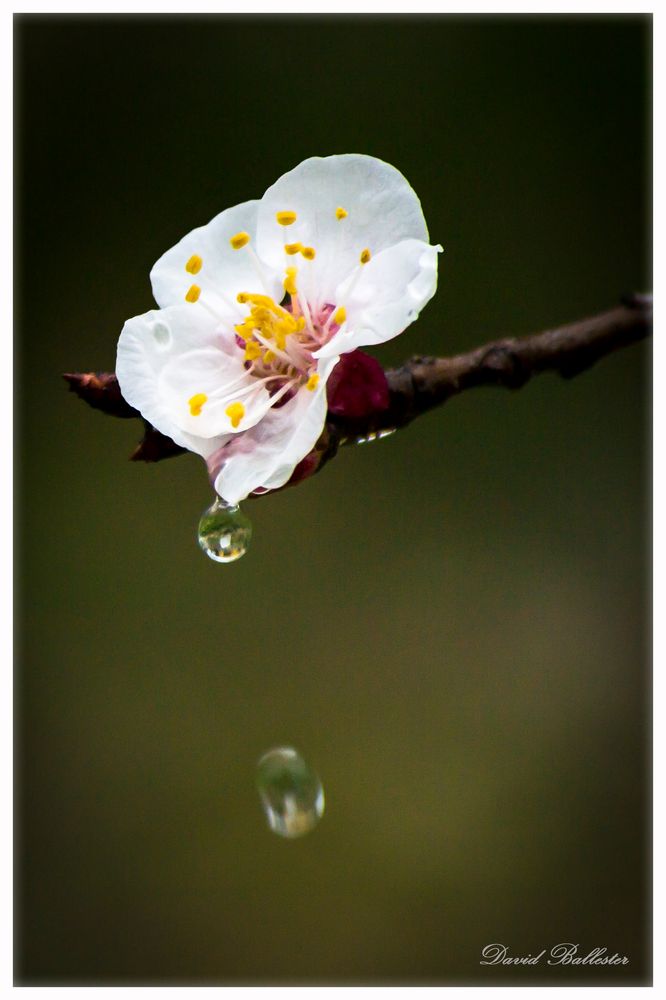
[15, 15, 650, 984]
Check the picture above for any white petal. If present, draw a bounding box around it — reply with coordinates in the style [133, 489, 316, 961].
[315, 240, 442, 359]
[150, 200, 282, 314]
[116, 304, 237, 458]
[256, 155, 430, 307]
[157, 347, 274, 439]
[210, 358, 337, 504]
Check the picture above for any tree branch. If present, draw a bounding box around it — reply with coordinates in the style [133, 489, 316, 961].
[328, 293, 652, 445]
[63, 293, 652, 469]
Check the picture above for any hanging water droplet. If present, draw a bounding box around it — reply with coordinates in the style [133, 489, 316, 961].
[197, 496, 252, 563]
[256, 747, 325, 838]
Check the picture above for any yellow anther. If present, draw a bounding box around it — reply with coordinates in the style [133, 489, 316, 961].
[296, 316, 306, 331]
[276, 211, 297, 226]
[284, 242, 302, 255]
[273, 321, 293, 350]
[333, 306, 346, 326]
[360, 248, 371, 265]
[235, 319, 256, 337]
[235, 289, 300, 351]
[336, 207, 348, 220]
[188, 392, 208, 416]
[185, 284, 201, 303]
[284, 266, 298, 296]
[225, 401, 245, 428]
[244, 293, 284, 315]
[230, 231, 250, 250]
[244, 340, 262, 361]
[251, 310, 273, 328]
[301, 246, 316, 260]
[306, 373, 320, 391]
[185, 254, 203, 274]
[263, 350, 276, 364]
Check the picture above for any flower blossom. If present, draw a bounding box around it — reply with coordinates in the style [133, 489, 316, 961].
[116, 154, 442, 504]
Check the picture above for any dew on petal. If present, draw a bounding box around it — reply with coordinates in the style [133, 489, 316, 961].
[256, 747, 324, 839]
[152, 321, 172, 350]
[197, 496, 252, 563]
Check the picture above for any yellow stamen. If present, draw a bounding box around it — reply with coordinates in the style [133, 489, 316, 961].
[336, 207, 348, 220]
[284, 266, 298, 296]
[230, 231, 250, 250]
[225, 402, 245, 428]
[276, 211, 297, 226]
[273, 320, 294, 350]
[237, 292, 285, 317]
[333, 306, 346, 325]
[244, 340, 262, 361]
[251, 310, 273, 330]
[185, 254, 202, 274]
[263, 350, 276, 364]
[188, 392, 207, 416]
[306, 373, 320, 391]
[301, 246, 316, 260]
[235, 288, 304, 354]
[284, 242, 302, 255]
[250, 294, 283, 314]
[235, 319, 256, 338]
[360, 248, 371, 265]
[185, 284, 201, 302]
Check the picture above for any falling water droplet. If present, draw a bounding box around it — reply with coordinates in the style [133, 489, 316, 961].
[256, 747, 325, 838]
[197, 496, 252, 563]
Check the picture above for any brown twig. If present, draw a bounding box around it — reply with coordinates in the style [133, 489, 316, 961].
[63, 371, 138, 420]
[329, 293, 652, 445]
[63, 293, 652, 468]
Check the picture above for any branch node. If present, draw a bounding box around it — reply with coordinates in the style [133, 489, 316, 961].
[479, 342, 531, 389]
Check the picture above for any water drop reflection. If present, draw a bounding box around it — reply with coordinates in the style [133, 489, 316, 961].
[256, 747, 324, 838]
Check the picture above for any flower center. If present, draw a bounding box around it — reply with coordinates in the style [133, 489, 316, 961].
[231, 283, 337, 399]
[185, 212, 373, 430]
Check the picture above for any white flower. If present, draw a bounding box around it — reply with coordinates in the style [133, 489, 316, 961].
[116, 154, 442, 504]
